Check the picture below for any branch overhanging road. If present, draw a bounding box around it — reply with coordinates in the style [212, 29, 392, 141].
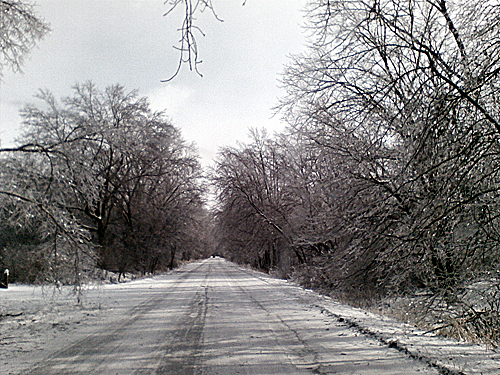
[22, 258, 439, 375]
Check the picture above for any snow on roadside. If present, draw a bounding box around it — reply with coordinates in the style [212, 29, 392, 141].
[244, 266, 500, 375]
[313, 296, 500, 375]
[0, 283, 105, 374]
[0, 267, 183, 374]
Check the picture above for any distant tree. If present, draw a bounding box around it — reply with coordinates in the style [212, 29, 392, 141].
[213, 130, 300, 272]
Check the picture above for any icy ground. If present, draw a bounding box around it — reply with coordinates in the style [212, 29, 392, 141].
[0, 259, 499, 374]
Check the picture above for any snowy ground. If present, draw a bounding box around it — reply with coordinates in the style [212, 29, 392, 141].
[0, 258, 498, 374]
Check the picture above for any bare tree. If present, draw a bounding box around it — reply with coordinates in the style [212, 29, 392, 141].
[213, 130, 299, 271]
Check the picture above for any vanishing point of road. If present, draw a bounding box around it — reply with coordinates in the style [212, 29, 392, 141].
[25, 257, 438, 374]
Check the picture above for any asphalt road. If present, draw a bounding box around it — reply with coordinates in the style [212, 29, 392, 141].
[25, 257, 438, 374]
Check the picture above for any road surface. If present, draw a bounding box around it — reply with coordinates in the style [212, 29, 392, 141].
[22, 257, 438, 374]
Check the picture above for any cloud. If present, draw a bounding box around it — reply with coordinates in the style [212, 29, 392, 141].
[147, 84, 193, 116]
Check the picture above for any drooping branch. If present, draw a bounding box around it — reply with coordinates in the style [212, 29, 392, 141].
[162, 0, 223, 81]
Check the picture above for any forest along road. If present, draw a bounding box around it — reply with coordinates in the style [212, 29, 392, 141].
[22, 257, 438, 375]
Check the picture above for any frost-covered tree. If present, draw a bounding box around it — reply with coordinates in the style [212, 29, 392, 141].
[0, 82, 205, 282]
[277, 0, 500, 344]
[213, 130, 299, 271]
[0, 1, 49, 75]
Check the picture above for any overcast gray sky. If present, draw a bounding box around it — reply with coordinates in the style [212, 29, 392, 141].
[0, 0, 307, 167]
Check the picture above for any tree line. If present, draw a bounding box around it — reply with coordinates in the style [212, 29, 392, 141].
[0, 83, 210, 286]
[0, 1, 213, 288]
[212, 0, 500, 346]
